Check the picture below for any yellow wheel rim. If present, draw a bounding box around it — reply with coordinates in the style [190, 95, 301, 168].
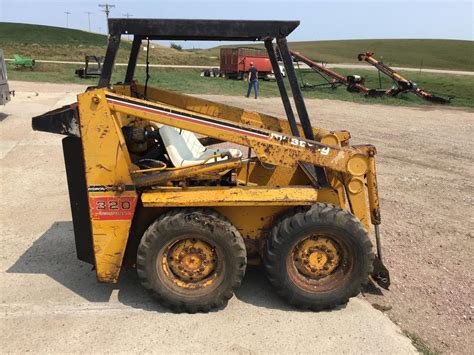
[292, 236, 341, 279]
[160, 237, 219, 288]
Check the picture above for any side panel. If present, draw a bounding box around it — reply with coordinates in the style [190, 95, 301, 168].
[141, 186, 340, 209]
[62, 137, 94, 265]
[140, 186, 335, 207]
[243, 56, 272, 73]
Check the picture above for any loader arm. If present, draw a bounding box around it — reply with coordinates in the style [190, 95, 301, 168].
[114, 84, 351, 146]
[102, 90, 371, 177]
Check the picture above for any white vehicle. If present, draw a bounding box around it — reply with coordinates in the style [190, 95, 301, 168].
[0, 49, 12, 105]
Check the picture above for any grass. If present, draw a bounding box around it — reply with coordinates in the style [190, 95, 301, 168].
[403, 330, 440, 355]
[6, 62, 474, 108]
[202, 39, 474, 71]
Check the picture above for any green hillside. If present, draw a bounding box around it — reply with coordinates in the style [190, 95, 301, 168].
[202, 39, 474, 71]
[0, 22, 108, 46]
[289, 39, 474, 71]
[0, 22, 215, 65]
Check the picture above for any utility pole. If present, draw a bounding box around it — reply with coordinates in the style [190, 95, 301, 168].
[85, 11, 92, 32]
[99, 3, 115, 31]
[99, 3, 115, 19]
[64, 11, 71, 28]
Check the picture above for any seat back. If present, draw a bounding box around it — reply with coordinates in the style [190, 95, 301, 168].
[159, 126, 207, 167]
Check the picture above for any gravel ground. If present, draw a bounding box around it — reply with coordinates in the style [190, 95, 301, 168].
[2, 80, 472, 353]
[209, 94, 474, 354]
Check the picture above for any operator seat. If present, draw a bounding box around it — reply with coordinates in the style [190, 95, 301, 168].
[159, 125, 242, 167]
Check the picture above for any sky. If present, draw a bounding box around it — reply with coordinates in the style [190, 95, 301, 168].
[0, 0, 473, 48]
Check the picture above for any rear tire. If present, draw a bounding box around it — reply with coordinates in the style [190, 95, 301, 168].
[264, 203, 373, 310]
[137, 208, 247, 313]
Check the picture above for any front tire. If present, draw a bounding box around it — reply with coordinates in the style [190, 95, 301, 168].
[137, 208, 247, 313]
[264, 203, 374, 310]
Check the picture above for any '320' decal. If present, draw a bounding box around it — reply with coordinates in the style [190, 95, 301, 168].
[89, 196, 137, 221]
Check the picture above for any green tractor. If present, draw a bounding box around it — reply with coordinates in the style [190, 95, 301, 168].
[13, 54, 35, 69]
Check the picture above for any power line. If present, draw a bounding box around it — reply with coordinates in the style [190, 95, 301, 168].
[85, 11, 92, 32]
[64, 11, 71, 28]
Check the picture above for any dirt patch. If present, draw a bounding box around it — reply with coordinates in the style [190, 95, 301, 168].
[199, 95, 474, 354]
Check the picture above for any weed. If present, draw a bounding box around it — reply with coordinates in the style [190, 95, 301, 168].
[403, 330, 440, 355]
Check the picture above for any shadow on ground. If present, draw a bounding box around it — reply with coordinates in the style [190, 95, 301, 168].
[0, 112, 9, 121]
[7, 221, 333, 313]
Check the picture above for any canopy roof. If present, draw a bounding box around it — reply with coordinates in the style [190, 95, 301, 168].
[107, 18, 300, 41]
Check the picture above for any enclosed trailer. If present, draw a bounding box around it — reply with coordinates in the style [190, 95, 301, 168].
[220, 47, 273, 79]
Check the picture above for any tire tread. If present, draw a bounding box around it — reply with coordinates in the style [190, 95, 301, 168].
[264, 203, 374, 311]
[137, 208, 246, 313]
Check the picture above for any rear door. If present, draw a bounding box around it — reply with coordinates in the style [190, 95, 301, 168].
[0, 49, 11, 105]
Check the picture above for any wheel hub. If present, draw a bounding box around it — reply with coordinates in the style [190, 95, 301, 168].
[293, 236, 340, 279]
[167, 239, 216, 282]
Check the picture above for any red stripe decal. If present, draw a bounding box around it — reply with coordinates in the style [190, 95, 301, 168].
[107, 98, 268, 139]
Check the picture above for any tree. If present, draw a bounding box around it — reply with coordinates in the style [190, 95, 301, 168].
[170, 42, 183, 51]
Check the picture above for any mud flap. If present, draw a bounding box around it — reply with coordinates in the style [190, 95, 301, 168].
[371, 256, 390, 290]
[62, 136, 95, 265]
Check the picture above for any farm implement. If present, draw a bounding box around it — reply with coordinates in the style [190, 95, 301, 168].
[75, 55, 105, 79]
[291, 50, 452, 104]
[358, 51, 452, 104]
[291, 50, 385, 97]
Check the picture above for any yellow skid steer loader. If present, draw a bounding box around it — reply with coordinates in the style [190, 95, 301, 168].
[32, 18, 389, 313]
